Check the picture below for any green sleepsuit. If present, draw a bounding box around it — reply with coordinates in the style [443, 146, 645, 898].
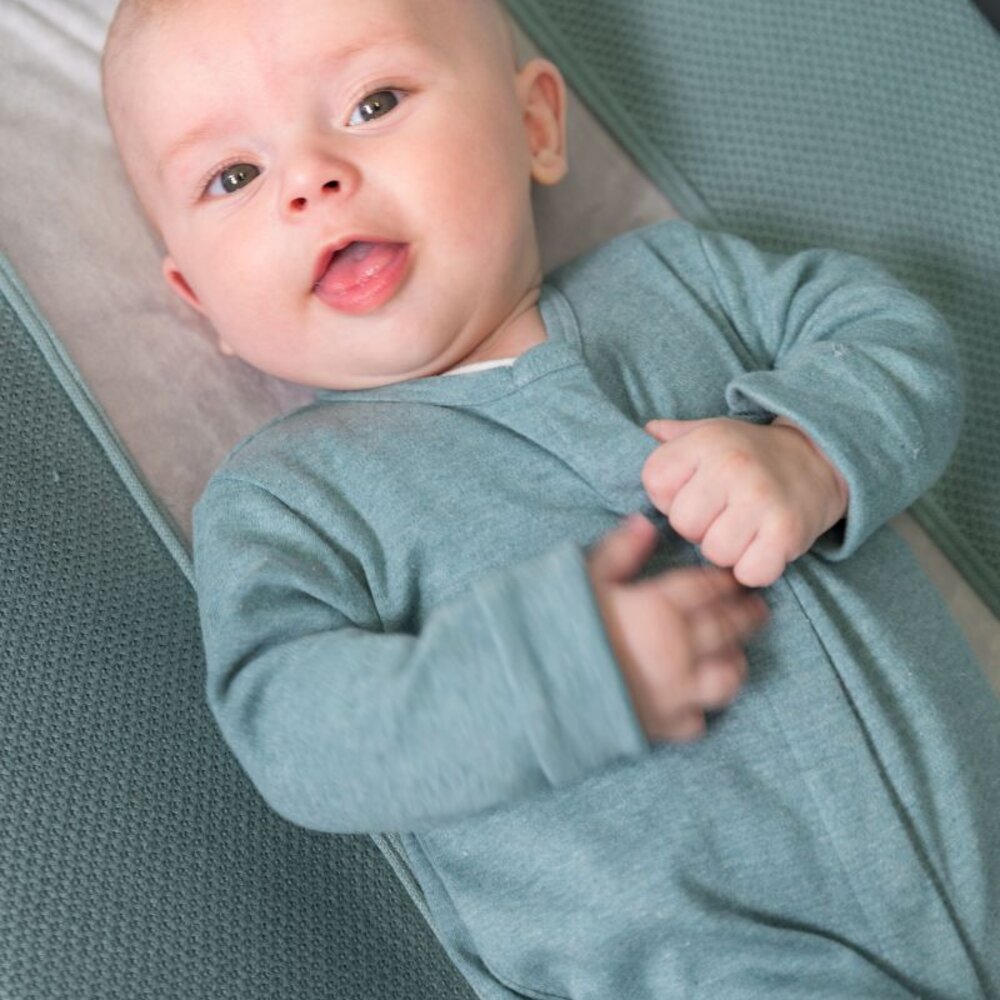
[194, 221, 1000, 999]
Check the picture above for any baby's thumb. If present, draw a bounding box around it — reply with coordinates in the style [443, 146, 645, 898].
[645, 417, 712, 443]
[588, 514, 659, 584]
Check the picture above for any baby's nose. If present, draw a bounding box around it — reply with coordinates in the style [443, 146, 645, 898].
[287, 178, 339, 214]
[281, 154, 359, 216]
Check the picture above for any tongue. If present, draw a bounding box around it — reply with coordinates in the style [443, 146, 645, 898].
[320, 241, 404, 290]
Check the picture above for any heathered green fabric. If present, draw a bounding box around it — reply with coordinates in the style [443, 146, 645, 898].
[501, 0, 1000, 614]
[0, 256, 477, 1000]
[195, 221, 1000, 999]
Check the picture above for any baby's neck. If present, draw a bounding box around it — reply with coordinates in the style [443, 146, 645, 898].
[447, 300, 547, 373]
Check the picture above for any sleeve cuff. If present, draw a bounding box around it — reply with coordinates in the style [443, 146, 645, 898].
[473, 539, 650, 787]
[726, 370, 882, 560]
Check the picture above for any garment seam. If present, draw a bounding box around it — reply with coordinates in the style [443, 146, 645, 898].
[693, 228, 773, 374]
[486, 965, 571, 1000]
[765, 566, 979, 997]
[760, 572, 893, 956]
[779, 563, 991, 997]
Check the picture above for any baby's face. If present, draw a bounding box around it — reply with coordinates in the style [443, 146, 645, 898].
[110, 0, 566, 388]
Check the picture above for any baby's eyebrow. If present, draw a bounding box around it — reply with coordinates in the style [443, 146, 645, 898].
[317, 31, 426, 73]
[158, 115, 241, 178]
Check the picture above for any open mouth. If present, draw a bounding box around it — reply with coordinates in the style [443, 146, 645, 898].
[313, 239, 410, 315]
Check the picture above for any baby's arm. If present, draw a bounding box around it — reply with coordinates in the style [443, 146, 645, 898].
[640, 224, 963, 573]
[194, 477, 763, 835]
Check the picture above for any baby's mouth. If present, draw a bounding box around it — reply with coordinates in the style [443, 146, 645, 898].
[313, 239, 410, 315]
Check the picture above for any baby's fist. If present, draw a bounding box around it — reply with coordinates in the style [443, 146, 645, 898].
[641, 416, 849, 587]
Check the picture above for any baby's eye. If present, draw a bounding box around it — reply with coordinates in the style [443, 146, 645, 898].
[347, 89, 405, 127]
[205, 162, 260, 197]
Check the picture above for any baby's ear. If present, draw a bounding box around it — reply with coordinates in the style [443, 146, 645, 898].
[161, 257, 236, 355]
[161, 256, 205, 314]
[517, 57, 568, 186]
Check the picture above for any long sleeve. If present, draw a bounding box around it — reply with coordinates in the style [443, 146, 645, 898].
[687, 225, 963, 559]
[193, 475, 648, 835]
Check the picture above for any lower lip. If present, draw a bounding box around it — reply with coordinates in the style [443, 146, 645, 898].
[313, 242, 411, 315]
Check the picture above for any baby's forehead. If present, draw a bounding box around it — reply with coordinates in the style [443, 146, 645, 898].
[113, 0, 513, 81]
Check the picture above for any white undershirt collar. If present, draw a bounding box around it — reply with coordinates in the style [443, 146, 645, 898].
[441, 357, 518, 377]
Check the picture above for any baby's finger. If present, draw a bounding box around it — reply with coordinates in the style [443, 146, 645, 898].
[688, 591, 769, 656]
[693, 650, 748, 710]
[587, 513, 659, 584]
[665, 474, 728, 544]
[656, 708, 707, 744]
[698, 504, 759, 569]
[641, 443, 697, 510]
[644, 418, 718, 444]
[732, 529, 791, 588]
[655, 564, 744, 613]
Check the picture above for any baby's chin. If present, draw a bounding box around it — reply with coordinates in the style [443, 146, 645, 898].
[215, 304, 501, 390]
[238, 356, 449, 392]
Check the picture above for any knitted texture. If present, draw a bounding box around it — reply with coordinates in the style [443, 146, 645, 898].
[0, 272, 475, 998]
[504, 0, 1000, 613]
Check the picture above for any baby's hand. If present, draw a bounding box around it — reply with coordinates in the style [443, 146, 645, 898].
[641, 416, 849, 588]
[587, 515, 769, 743]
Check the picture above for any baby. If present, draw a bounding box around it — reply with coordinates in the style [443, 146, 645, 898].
[102, 0, 1000, 996]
